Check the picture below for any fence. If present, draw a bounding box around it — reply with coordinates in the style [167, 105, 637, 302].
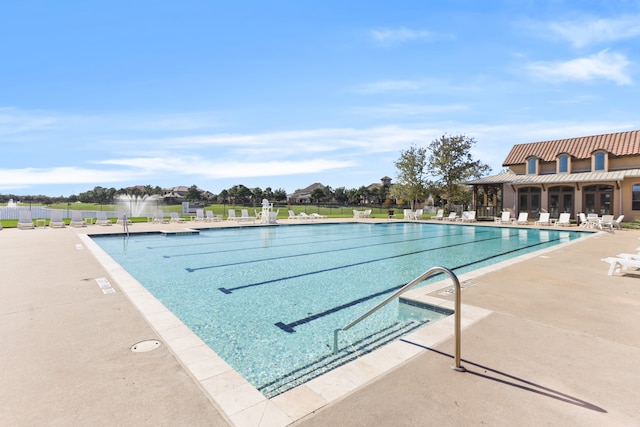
[0, 207, 118, 220]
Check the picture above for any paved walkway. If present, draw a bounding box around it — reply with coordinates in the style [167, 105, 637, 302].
[1, 219, 639, 426]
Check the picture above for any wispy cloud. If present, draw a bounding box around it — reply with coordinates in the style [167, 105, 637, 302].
[525, 50, 632, 85]
[546, 15, 640, 48]
[349, 103, 468, 117]
[371, 27, 446, 45]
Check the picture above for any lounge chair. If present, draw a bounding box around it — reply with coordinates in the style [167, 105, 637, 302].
[446, 212, 457, 221]
[578, 213, 589, 228]
[70, 211, 86, 227]
[460, 211, 476, 223]
[96, 211, 112, 226]
[602, 256, 640, 276]
[205, 210, 221, 222]
[495, 211, 511, 225]
[353, 210, 362, 219]
[288, 210, 297, 219]
[153, 210, 169, 224]
[239, 209, 255, 222]
[432, 209, 444, 220]
[17, 211, 35, 229]
[535, 212, 550, 226]
[195, 209, 205, 221]
[227, 209, 237, 220]
[311, 213, 327, 219]
[49, 210, 66, 228]
[555, 213, 571, 226]
[515, 212, 529, 225]
[599, 215, 614, 231]
[169, 212, 185, 223]
[403, 209, 413, 220]
[612, 215, 624, 230]
[116, 211, 132, 225]
[363, 209, 372, 218]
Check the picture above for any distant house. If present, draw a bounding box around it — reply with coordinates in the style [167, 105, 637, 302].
[467, 130, 640, 220]
[288, 183, 326, 204]
[162, 186, 190, 204]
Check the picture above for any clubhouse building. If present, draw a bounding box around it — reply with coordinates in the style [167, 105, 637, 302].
[467, 130, 640, 222]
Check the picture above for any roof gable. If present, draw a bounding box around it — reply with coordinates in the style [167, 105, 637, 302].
[503, 130, 640, 166]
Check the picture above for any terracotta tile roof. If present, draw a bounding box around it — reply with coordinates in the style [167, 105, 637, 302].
[503, 130, 640, 166]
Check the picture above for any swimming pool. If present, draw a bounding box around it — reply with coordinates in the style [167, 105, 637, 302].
[92, 222, 584, 397]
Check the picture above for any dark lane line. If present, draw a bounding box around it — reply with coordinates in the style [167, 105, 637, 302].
[219, 231, 513, 294]
[186, 229, 485, 272]
[273, 236, 560, 332]
[166, 225, 463, 259]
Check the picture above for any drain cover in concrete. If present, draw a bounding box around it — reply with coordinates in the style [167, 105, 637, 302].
[131, 340, 161, 352]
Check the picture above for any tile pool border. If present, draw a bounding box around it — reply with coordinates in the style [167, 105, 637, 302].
[79, 226, 597, 427]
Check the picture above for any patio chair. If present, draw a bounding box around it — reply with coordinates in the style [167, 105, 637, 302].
[602, 256, 640, 276]
[169, 212, 185, 223]
[239, 209, 255, 222]
[461, 211, 476, 223]
[70, 211, 86, 227]
[555, 213, 571, 226]
[535, 212, 550, 226]
[96, 211, 112, 226]
[612, 215, 624, 230]
[413, 209, 423, 220]
[433, 209, 444, 220]
[599, 215, 614, 231]
[17, 210, 35, 229]
[515, 212, 529, 225]
[403, 209, 414, 220]
[446, 212, 457, 221]
[195, 209, 205, 221]
[227, 209, 237, 220]
[49, 210, 66, 228]
[495, 211, 511, 225]
[578, 213, 589, 228]
[153, 210, 169, 224]
[205, 210, 221, 222]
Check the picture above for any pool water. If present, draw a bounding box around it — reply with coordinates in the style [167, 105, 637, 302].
[92, 222, 583, 397]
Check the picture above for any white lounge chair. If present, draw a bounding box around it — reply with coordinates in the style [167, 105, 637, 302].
[404, 209, 414, 220]
[602, 256, 640, 276]
[205, 210, 221, 222]
[153, 210, 169, 224]
[555, 213, 571, 226]
[239, 209, 255, 222]
[96, 211, 112, 226]
[495, 211, 511, 225]
[70, 211, 86, 227]
[17, 211, 35, 229]
[195, 209, 205, 221]
[49, 210, 66, 228]
[363, 209, 372, 218]
[535, 212, 550, 226]
[169, 212, 185, 223]
[227, 209, 237, 220]
[446, 212, 457, 221]
[311, 213, 327, 219]
[578, 213, 589, 228]
[433, 209, 445, 220]
[599, 215, 614, 231]
[289, 210, 298, 219]
[460, 211, 476, 223]
[612, 215, 624, 230]
[515, 212, 529, 225]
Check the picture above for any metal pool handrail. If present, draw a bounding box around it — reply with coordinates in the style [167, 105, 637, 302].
[332, 265, 465, 372]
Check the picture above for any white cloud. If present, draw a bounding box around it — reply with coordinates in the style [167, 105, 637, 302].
[547, 15, 640, 48]
[349, 103, 468, 116]
[371, 27, 445, 45]
[525, 50, 632, 85]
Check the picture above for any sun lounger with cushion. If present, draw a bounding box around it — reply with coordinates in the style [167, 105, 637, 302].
[17, 211, 35, 229]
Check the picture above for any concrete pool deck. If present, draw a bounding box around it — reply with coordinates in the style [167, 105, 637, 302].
[1, 218, 639, 426]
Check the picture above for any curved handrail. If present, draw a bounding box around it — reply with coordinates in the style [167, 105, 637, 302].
[333, 266, 465, 371]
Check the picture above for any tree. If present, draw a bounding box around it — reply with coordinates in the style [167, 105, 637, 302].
[393, 144, 429, 209]
[427, 134, 491, 212]
[185, 185, 202, 201]
[310, 187, 325, 204]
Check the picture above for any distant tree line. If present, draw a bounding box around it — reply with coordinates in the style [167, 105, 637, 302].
[1, 134, 490, 209]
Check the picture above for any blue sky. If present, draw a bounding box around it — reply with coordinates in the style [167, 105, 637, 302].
[2, 0, 640, 197]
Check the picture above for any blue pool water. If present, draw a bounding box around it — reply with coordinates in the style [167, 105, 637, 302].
[92, 222, 584, 397]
